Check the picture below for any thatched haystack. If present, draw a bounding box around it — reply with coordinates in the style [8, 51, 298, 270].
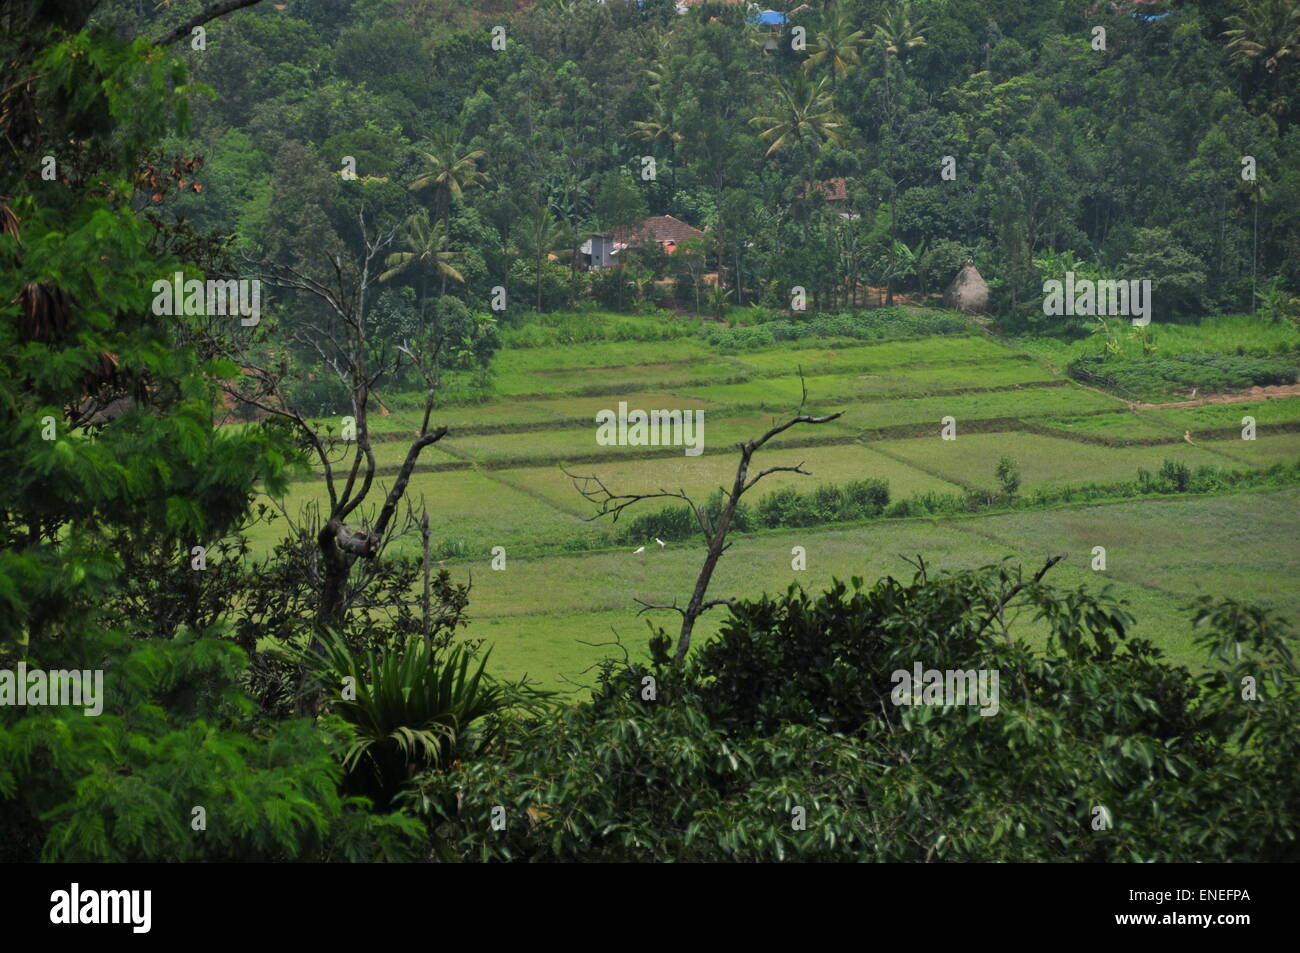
[943, 261, 989, 314]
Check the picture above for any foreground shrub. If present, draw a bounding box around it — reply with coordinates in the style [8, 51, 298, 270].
[298, 632, 543, 810]
[0, 630, 424, 862]
[406, 564, 1299, 861]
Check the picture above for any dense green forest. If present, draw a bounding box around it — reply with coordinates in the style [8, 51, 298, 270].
[172, 0, 1300, 329]
[2, 0, 1298, 863]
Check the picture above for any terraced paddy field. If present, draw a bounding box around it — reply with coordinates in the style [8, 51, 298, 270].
[253, 316, 1300, 689]
[463, 489, 1300, 689]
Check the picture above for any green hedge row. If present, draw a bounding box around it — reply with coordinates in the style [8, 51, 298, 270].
[1068, 352, 1297, 401]
[616, 460, 1300, 543]
[616, 479, 891, 543]
[703, 308, 968, 351]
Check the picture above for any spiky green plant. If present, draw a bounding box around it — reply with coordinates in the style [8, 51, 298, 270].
[300, 632, 512, 809]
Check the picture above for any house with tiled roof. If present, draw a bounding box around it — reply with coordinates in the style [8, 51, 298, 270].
[799, 177, 861, 220]
[581, 215, 705, 269]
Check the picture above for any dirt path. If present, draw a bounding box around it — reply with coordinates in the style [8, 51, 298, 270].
[1130, 383, 1300, 411]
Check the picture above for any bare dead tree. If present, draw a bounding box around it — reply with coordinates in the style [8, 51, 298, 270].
[566, 382, 842, 663]
[207, 209, 448, 639]
[153, 0, 263, 47]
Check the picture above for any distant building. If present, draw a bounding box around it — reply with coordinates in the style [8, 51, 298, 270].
[582, 233, 618, 269]
[581, 215, 705, 269]
[750, 8, 793, 50]
[799, 177, 861, 220]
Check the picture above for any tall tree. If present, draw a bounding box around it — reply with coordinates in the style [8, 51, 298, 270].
[517, 205, 571, 311]
[803, 10, 866, 81]
[381, 208, 465, 302]
[872, 0, 927, 128]
[411, 129, 488, 227]
[750, 74, 844, 157]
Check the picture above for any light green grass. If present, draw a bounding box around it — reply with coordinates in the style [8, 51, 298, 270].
[510, 391, 719, 421]
[1136, 399, 1300, 433]
[1200, 433, 1300, 469]
[1039, 400, 1300, 442]
[495, 442, 963, 518]
[254, 468, 607, 559]
[440, 409, 859, 465]
[837, 384, 1126, 433]
[1014, 313, 1300, 368]
[455, 489, 1300, 688]
[874, 432, 1233, 490]
[732, 335, 1015, 373]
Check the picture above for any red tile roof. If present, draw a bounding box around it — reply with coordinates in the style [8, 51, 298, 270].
[800, 177, 851, 202]
[615, 215, 705, 246]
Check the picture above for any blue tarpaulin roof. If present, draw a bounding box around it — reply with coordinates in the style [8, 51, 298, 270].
[748, 10, 788, 26]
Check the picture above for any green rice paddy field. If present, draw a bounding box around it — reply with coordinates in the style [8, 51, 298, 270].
[255, 315, 1300, 689]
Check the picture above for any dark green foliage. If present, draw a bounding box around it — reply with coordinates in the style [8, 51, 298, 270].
[297, 632, 537, 810]
[1070, 352, 1298, 401]
[406, 565, 1299, 862]
[285, 375, 352, 416]
[994, 456, 1021, 497]
[704, 308, 968, 350]
[617, 488, 752, 544]
[0, 629, 423, 862]
[0, 6, 434, 862]
[756, 478, 890, 528]
[618, 480, 889, 543]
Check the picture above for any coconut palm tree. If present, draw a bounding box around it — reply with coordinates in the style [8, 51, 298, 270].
[873, 1, 928, 61]
[630, 95, 684, 151]
[642, 25, 676, 93]
[381, 209, 464, 302]
[1224, 0, 1300, 73]
[750, 74, 844, 157]
[1224, 0, 1300, 114]
[630, 95, 684, 193]
[410, 129, 489, 226]
[803, 11, 867, 80]
[873, 0, 927, 127]
[517, 205, 572, 311]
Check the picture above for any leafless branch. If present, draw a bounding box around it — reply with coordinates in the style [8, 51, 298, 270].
[973, 555, 1065, 639]
[153, 0, 262, 46]
[569, 374, 843, 662]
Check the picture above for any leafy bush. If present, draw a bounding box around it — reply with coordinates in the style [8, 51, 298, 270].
[1158, 459, 1191, 492]
[285, 375, 351, 416]
[500, 311, 693, 348]
[406, 566, 1300, 862]
[620, 481, 888, 542]
[0, 630, 424, 862]
[616, 489, 752, 545]
[995, 456, 1021, 497]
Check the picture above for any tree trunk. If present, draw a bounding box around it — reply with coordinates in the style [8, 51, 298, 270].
[420, 510, 431, 642]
